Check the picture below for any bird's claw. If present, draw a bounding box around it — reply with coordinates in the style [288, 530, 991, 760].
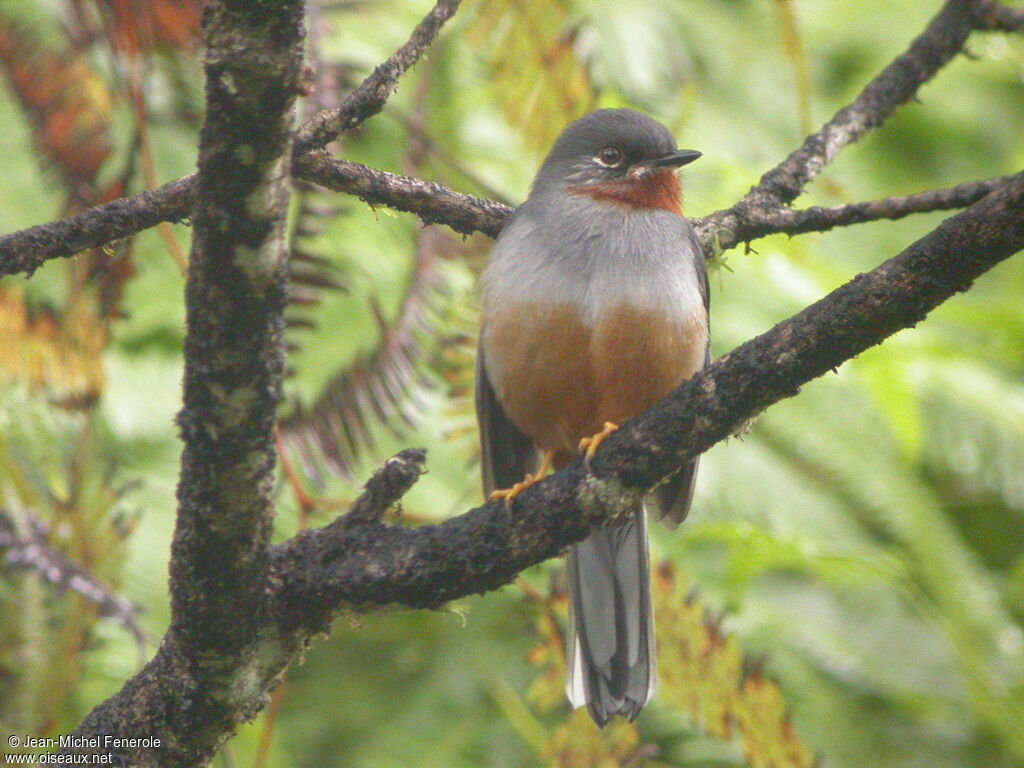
[578, 422, 619, 468]
[489, 449, 556, 508]
[490, 474, 540, 507]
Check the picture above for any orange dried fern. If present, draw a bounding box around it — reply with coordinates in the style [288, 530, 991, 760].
[467, 0, 598, 151]
[654, 564, 815, 768]
[0, 21, 113, 196]
[508, 564, 816, 767]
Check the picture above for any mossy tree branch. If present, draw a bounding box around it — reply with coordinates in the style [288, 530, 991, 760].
[64, 2, 306, 765]
[62, 170, 1024, 766]
[268, 170, 1024, 626]
[0, 0, 1009, 274]
[0, 0, 1016, 765]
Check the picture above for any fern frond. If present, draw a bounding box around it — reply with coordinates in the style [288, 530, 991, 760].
[0, 17, 113, 193]
[278, 227, 453, 480]
[514, 564, 815, 768]
[467, 0, 597, 151]
[0, 507, 144, 646]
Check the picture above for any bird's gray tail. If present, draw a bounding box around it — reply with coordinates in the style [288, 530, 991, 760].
[565, 505, 655, 726]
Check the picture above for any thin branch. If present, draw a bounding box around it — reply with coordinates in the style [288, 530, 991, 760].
[0, 151, 509, 279]
[704, 0, 986, 255]
[0, 508, 146, 647]
[293, 0, 462, 155]
[692, 174, 1015, 244]
[271, 171, 1024, 623]
[754, 0, 981, 206]
[0, 174, 195, 278]
[3, 159, 1012, 280]
[973, 0, 1024, 32]
[2, 161, 1015, 280]
[295, 151, 511, 237]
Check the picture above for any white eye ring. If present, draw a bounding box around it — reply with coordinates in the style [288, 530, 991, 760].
[594, 147, 623, 167]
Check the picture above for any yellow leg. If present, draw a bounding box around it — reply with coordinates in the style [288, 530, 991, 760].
[490, 449, 556, 507]
[578, 421, 619, 466]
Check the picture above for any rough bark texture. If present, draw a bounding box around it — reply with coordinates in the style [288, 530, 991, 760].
[65, 2, 306, 766]
[0, 0, 1014, 275]
[268, 172, 1024, 627]
[0, 0, 1018, 764]
[293, 0, 463, 154]
[693, 174, 1015, 245]
[0, 175, 196, 277]
[294, 152, 512, 237]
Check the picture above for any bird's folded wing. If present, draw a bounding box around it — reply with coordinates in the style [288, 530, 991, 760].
[476, 346, 538, 495]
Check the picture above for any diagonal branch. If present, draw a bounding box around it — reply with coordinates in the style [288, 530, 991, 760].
[45, 9, 1023, 754]
[0, 0, 464, 279]
[0, 508, 145, 646]
[704, 0, 985, 254]
[0, 0, 1009, 762]
[692, 173, 1015, 245]
[270, 170, 1024, 622]
[293, 0, 462, 154]
[973, 0, 1024, 32]
[755, 0, 981, 205]
[59, 171, 1024, 765]
[295, 151, 511, 236]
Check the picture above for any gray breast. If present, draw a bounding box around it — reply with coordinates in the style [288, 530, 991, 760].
[481, 195, 705, 327]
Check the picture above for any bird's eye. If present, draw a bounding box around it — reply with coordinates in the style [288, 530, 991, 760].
[595, 147, 624, 167]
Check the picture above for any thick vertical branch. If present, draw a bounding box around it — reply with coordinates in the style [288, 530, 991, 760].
[169, 0, 301, 665]
[66, 2, 306, 766]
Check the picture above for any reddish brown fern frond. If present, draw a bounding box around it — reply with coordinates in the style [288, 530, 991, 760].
[68, 0, 202, 57]
[0, 21, 112, 195]
[278, 227, 453, 480]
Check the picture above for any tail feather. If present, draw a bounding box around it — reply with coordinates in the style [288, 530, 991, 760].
[566, 506, 655, 726]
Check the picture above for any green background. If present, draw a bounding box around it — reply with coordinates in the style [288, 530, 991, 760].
[1, 1, 1023, 766]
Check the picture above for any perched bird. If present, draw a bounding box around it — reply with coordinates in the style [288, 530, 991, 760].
[476, 109, 709, 725]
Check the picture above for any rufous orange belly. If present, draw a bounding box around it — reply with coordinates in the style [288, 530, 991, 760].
[482, 299, 707, 462]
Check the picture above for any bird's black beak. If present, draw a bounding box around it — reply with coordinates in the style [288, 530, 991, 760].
[628, 149, 702, 180]
[645, 149, 702, 169]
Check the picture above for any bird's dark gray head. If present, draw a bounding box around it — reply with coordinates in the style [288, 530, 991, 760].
[532, 109, 701, 195]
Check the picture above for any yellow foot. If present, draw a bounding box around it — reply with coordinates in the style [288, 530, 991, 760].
[490, 450, 555, 507]
[578, 422, 619, 467]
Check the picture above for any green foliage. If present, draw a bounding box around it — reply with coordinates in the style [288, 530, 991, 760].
[0, 385, 137, 748]
[467, 0, 598, 151]
[2, 0, 1024, 767]
[508, 569, 816, 767]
